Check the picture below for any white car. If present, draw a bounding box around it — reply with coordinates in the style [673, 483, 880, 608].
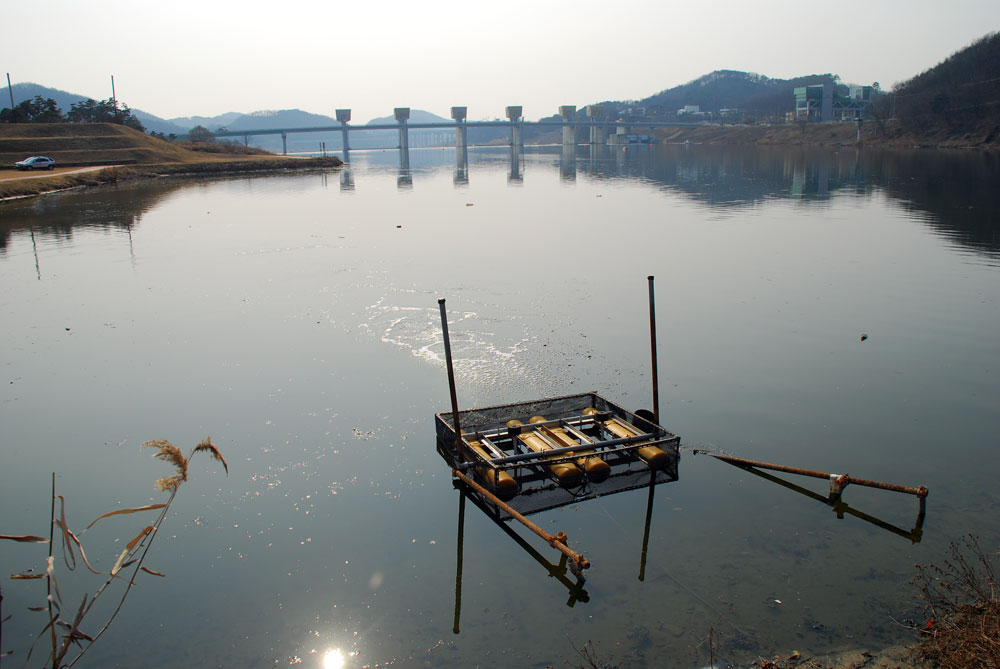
[15, 156, 55, 171]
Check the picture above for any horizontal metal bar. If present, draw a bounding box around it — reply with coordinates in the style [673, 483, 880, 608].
[465, 412, 611, 442]
[478, 435, 506, 459]
[453, 469, 590, 573]
[458, 432, 668, 470]
[696, 451, 929, 498]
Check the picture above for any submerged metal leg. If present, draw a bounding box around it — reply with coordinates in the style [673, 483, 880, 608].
[453, 492, 465, 634]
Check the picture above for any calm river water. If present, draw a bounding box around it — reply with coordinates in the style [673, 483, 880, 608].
[1, 144, 998, 667]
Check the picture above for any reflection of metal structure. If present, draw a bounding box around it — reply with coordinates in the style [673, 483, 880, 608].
[435, 277, 679, 576]
[695, 451, 928, 543]
[450, 467, 667, 630]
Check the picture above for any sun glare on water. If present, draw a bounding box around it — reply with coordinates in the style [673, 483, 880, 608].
[323, 648, 345, 669]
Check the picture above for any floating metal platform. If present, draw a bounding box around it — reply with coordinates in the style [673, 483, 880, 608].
[436, 392, 680, 519]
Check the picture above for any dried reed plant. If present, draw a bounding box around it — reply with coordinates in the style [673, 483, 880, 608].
[1, 437, 227, 668]
[910, 534, 1000, 668]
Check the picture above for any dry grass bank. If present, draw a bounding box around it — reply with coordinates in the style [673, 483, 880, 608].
[0, 123, 342, 199]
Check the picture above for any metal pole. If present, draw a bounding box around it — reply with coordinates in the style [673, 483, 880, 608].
[695, 451, 928, 498]
[111, 75, 118, 120]
[6, 73, 18, 122]
[452, 469, 590, 574]
[638, 470, 656, 581]
[438, 299, 464, 462]
[453, 492, 465, 634]
[647, 275, 660, 424]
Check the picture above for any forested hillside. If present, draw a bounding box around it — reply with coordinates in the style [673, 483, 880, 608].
[876, 32, 1000, 142]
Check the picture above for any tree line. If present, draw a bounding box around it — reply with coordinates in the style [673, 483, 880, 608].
[874, 32, 1000, 135]
[1, 95, 145, 131]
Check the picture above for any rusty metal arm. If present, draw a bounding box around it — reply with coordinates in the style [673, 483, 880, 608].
[693, 451, 928, 499]
[452, 469, 590, 575]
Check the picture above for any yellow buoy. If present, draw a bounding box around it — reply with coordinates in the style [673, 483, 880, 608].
[528, 415, 611, 483]
[463, 435, 518, 500]
[582, 408, 670, 469]
[507, 419, 583, 487]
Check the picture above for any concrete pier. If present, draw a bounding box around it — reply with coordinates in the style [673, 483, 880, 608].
[560, 144, 576, 182]
[586, 105, 605, 145]
[454, 144, 469, 186]
[559, 106, 576, 146]
[451, 107, 467, 149]
[508, 144, 522, 183]
[395, 107, 410, 152]
[506, 106, 523, 148]
[336, 109, 351, 157]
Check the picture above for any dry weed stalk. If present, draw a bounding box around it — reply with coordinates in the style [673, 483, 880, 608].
[1, 437, 227, 668]
[910, 534, 1000, 668]
[565, 638, 622, 669]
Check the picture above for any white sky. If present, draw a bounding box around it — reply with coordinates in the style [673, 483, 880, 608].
[6, 1, 999, 123]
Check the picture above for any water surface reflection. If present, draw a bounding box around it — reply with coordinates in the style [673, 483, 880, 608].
[0, 144, 997, 667]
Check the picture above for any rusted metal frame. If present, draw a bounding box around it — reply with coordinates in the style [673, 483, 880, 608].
[438, 299, 464, 463]
[741, 464, 925, 543]
[562, 423, 596, 445]
[477, 435, 506, 459]
[462, 489, 589, 605]
[457, 432, 668, 470]
[455, 414, 607, 445]
[452, 468, 591, 574]
[697, 452, 929, 499]
[500, 412, 611, 435]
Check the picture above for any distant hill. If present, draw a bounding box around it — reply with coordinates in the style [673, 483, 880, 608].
[636, 70, 843, 117]
[1, 82, 191, 135]
[365, 109, 451, 125]
[876, 31, 1000, 142]
[227, 108, 340, 131]
[168, 112, 244, 131]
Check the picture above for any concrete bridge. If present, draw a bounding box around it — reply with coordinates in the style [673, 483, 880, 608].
[186, 105, 705, 155]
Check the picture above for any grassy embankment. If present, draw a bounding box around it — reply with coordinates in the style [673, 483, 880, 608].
[0, 123, 342, 199]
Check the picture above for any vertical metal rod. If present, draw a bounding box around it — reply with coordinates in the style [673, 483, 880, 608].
[438, 298, 464, 462]
[638, 470, 656, 581]
[110, 74, 118, 120]
[647, 275, 660, 424]
[7, 73, 16, 121]
[453, 492, 465, 634]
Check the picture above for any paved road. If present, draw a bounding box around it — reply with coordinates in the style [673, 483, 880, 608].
[0, 165, 108, 182]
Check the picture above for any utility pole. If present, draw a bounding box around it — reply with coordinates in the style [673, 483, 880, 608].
[6, 73, 16, 122]
[111, 74, 118, 119]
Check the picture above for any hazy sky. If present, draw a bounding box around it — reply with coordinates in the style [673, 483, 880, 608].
[6, 1, 999, 123]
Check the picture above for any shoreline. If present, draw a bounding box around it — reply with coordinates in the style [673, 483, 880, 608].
[0, 156, 344, 201]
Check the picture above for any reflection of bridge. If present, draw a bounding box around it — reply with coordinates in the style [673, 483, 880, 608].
[188, 105, 705, 155]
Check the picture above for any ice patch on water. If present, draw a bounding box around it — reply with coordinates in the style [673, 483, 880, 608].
[359, 291, 561, 395]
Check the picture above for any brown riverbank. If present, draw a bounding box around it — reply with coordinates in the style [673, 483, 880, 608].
[0, 123, 342, 199]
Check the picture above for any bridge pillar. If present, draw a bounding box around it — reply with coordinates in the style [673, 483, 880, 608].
[505, 106, 522, 148]
[559, 106, 576, 146]
[336, 109, 351, 157]
[451, 107, 467, 149]
[586, 105, 604, 145]
[281, 131, 287, 155]
[395, 107, 410, 152]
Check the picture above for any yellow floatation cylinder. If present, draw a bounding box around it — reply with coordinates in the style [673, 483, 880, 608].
[463, 436, 518, 500]
[582, 407, 670, 469]
[507, 419, 584, 487]
[528, 415, 611, 483]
